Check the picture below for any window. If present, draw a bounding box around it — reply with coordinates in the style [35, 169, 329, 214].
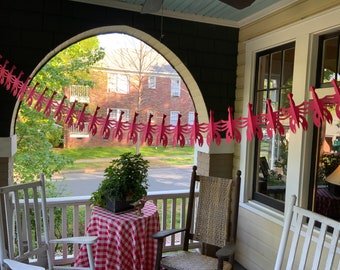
[69, 85, 90, 103]
[148, 76, 156, 89]
[171, 78, 181, 97]
[311, 32, 340, 219]
[69, 122, 89, 138]
[107, 73, 129, 94]
[317, 31, 340, 87]
[252, 43, 295, 211]
[146, 110, 155, 122]
[170, 111, 179, 126]
[188, 111, 195, 125]
[108, 108, 130, 122]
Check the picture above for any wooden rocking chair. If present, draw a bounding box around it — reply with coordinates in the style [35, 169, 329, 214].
[152, 166, 241, 270]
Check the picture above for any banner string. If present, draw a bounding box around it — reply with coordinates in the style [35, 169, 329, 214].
[1, 54, 339, 147]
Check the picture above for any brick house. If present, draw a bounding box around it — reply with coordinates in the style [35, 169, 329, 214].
[63, 45, 195, 148]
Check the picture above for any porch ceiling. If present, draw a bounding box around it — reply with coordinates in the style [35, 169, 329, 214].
[69, 0, 298, 27]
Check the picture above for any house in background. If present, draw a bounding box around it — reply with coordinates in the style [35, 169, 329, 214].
[63, 41, 195, 148]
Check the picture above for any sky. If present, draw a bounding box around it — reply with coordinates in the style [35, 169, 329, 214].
[98, 33, 141, 50]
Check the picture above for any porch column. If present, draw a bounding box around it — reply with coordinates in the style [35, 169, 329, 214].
[194, 140, 234, 178]
[0, 135, 17, 187]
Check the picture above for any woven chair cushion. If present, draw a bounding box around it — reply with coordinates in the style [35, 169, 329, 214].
[194, 176, 233, 247]
[161, 251, 232, 270]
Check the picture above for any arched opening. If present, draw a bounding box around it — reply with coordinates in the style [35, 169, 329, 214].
[24, 25, 208, 123]
[12, 26, 208, 195]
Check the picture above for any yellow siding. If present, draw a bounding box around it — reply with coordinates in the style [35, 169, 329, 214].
[236, 207, 283, 269]
[234, 0, 340, 268]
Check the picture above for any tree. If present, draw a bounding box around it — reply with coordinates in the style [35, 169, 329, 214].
[14, 37, 105, 188]
[102, 34, 168, 153]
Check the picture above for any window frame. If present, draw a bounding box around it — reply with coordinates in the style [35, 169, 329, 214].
[252, 42, 295, 212]
[316, 31, 340, 88]
[170, 111, 180, 126]
[107, 73, 130, 94]
[188, 111, 195, 125]
[170, 77, 181, 97]
[108, 108, 130, 122]
[148, 76, 157, 89]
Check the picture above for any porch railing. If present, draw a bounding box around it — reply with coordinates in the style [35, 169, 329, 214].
[45, 190, 199, 265]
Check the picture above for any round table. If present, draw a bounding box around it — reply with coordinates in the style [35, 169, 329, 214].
[75, 201, 160, 270]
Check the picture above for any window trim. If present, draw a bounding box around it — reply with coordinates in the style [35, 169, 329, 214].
[316, 30, 340, 88]
[148, 76, 157, 89]
[107, 108, 130, 122]
[107, 73, 130, 94]
[170, 78, 181, 97]
[252, 41, 295, 212]
[170, 111, 180, 126]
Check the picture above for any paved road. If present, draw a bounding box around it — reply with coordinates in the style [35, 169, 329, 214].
[52, 166, 192, 196]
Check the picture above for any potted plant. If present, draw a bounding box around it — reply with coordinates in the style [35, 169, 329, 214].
[90, 152, 149, 213]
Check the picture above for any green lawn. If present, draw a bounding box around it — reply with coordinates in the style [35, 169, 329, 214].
[53, 146, 194, 171]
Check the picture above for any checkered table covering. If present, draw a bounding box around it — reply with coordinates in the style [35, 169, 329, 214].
[74, 201, 160, 270]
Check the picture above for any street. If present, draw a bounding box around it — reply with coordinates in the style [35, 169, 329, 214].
[52, 165, 192, 196]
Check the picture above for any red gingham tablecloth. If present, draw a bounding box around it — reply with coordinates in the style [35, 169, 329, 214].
[75, 201, 160, 270]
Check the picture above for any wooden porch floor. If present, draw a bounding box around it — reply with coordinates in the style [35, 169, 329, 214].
[234, 261, 247, 270]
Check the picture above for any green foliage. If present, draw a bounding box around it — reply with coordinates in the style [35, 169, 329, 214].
[14, 105, 73, 183]
[318, 153, 340, 183]
[53, 145, 194, 160]
[14, 36, 105, 191]
[90, 152, 149, 207]
[33, 37, 105, 92]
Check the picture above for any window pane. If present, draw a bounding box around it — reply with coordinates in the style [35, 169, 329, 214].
[321, 37, 338, 84]
[255, 91, 267, 115]
[282, 48, 295, 88]
[257, 55, 269, 90]
[257, 132, 288, 201]
[269, 52, 282, 89]
[171, 78, 181, 97]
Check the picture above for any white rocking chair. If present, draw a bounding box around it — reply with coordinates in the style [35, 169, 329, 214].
[0, 174, 97, 270]
[275, 195, 340, 270]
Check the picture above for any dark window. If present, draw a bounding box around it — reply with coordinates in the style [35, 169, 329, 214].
[317, 31, 340, 87]
[311, 32, 340, 221]
[252, 42, 295, 212]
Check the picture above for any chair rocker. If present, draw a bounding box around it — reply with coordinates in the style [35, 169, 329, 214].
[0, 174, 97, 270]
[152, 165, 241, 270]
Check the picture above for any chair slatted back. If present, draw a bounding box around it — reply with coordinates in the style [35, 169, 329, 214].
[0, 176, 52, 269]
[275, 195, 340, 270]
[183, 166, 241, 251]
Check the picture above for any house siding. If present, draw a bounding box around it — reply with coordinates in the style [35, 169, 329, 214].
[235, 1, 340, 269]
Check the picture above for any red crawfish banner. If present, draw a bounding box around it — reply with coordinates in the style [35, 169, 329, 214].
[1, 54, 339, 147]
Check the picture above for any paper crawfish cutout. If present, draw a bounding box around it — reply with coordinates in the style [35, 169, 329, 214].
[1, 54, 340, 147]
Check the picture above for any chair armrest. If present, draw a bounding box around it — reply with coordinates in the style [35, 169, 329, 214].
[216, 242, 236, 260]
[4, 259, 45, 270]
[151, 228, 186, 240]
[49, 236, 97, 245]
